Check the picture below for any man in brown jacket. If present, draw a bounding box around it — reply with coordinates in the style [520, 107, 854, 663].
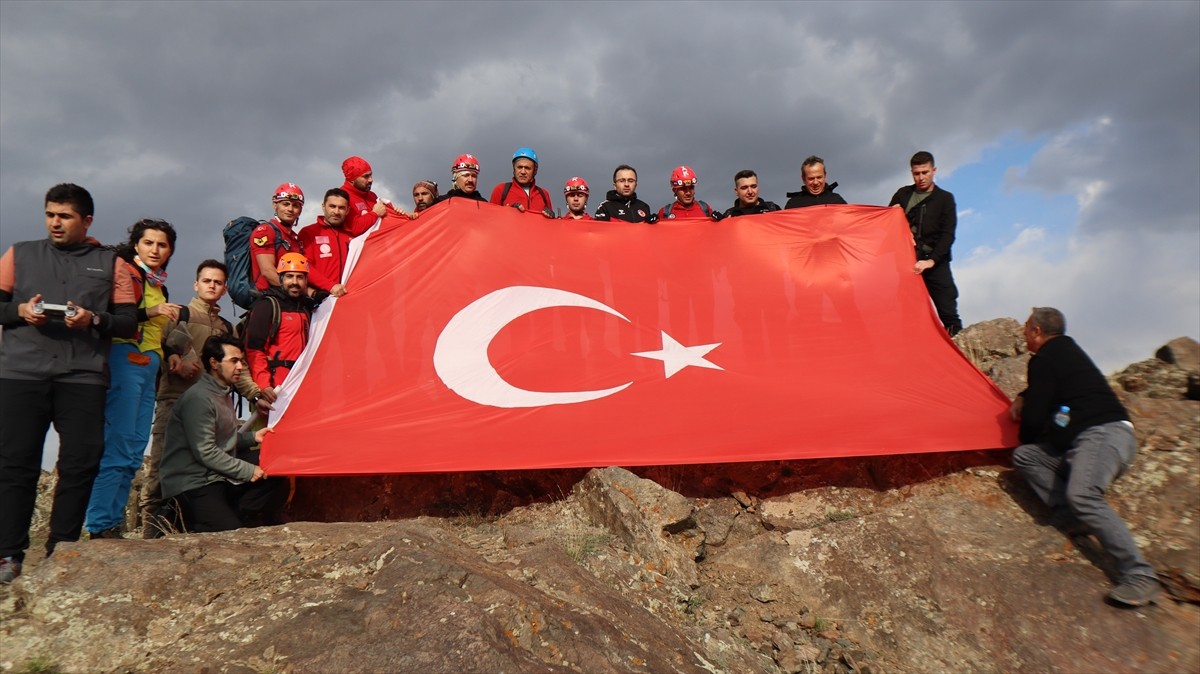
[139, 260, 266, 537]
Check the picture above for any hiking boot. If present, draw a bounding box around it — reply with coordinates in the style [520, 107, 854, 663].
[1108, 574, 1162, 607]
[89, 526, 124, 540]
[0, 556, 22, 584]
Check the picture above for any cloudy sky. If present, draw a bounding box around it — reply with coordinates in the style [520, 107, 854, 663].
[2, 0, 1197, 380]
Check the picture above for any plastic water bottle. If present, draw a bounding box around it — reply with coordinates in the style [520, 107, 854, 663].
[1053, 405, 1071, 428]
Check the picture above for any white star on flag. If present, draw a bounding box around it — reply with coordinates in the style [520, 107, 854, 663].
[632, 331, 723, 378]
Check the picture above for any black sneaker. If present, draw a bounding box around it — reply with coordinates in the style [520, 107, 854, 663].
[0, 556, 22, 584]
[1108, 574, 1162, 607]
[89, 526, 125, 540]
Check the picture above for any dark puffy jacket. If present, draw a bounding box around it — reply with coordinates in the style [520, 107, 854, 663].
[723, 199, 782, 218]
[784, 182, 847, 209]
[430, 188, 487, 206]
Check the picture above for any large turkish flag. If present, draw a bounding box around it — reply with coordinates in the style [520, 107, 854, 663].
[262, 200, 1017, 475]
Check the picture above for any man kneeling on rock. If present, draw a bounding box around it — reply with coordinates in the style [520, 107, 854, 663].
[159, 334, 287, 533]
[1010, 307, 1160, 606]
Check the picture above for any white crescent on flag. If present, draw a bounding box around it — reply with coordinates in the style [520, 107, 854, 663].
[433, 286, 634, 408]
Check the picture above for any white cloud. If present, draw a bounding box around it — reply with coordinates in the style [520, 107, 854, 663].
[958, 226, 1200, 372]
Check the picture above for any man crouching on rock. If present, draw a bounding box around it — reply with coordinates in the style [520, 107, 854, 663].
[159, 334, 287, 533]
[1009, 307, 1161, 607]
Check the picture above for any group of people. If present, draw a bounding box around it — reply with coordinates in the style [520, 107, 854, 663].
[0, 150, 1160, 607]
[274, 149, 962, 336]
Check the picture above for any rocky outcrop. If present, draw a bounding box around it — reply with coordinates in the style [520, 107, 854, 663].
[3, 326, 1198, 674]
[954, 318, 1029, 398]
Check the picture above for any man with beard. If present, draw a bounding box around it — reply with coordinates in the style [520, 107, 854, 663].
[158, 334, 284, 533]
[243, 253, 321, 393]
[593, 165, 656, 223]
[339, 156, 392, 237]
[299, 189, 352, 298]
[412, 180, 439, 213]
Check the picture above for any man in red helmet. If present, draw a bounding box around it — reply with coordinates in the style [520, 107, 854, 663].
[657, 166, 722, 221]
[243, 252, 321, 392]
[298, 188, 352, 298]
[430, 154, 487, 206]
[251, 183, 306, 294]
[561, 177, 593, 220]
[490, 148, 554, 217]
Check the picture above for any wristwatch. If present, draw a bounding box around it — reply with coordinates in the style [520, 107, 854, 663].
[91, 311, 101, 327]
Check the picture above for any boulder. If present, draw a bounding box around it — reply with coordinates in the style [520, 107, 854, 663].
[573, 467, 702, 588]
[1155, 336, 1200, 373]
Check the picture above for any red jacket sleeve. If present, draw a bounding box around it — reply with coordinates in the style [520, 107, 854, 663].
[488, 183, 507, 205]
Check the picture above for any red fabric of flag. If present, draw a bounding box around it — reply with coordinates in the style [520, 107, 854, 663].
[262, 201, 1017, 475]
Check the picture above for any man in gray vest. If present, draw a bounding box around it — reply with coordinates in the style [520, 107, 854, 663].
[0, 184, 138, 583]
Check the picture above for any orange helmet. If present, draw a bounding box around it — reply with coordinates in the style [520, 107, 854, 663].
[669, 166, 698, 188]
[276, 252, 310, 274]
[563, 176, 590, 195]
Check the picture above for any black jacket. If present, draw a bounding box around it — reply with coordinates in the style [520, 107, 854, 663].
[785, 182, 847, 208]
[723, 198, 781, 218]
[594, 190, 657, 223]
[430, 189, 487, 206]
[1018, 335, 1129, 449]
[888, 184, 956, 263]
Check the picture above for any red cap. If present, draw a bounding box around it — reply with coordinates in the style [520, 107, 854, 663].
[341, 156, 372, 181]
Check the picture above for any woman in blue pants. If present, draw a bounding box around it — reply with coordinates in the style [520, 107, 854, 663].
[85, 219, 181, 538]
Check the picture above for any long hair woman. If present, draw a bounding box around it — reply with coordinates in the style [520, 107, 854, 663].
[85, 218, 182, 538]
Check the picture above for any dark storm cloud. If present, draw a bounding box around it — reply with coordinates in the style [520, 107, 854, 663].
[1, 0, 1196, 299]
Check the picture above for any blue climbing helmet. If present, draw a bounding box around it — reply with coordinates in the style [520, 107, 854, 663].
[512, 147, 539, 166]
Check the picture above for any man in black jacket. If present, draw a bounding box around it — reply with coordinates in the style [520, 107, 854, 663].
[888, 151, 961, 336]
[785, 156, 847, 208]
[1010, 308, 1160, 606]
[594, 165, 657, 223]
[723, 170, 781, 218]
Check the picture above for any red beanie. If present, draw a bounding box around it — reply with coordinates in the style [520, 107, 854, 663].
[342, 156, 372, 181]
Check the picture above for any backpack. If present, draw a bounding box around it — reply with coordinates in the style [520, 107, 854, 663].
[499, 182, 552, 212]
[223, 217, 290, 310]
[661, 200, 715, 219]
[233, 295, 282, 351]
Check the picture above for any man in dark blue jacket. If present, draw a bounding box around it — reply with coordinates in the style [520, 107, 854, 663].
[1010, 307, 1160, 607]
[888, 151, 961, 336]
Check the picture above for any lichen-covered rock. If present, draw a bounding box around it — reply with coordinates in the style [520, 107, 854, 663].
[573, 467, 702, 588]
